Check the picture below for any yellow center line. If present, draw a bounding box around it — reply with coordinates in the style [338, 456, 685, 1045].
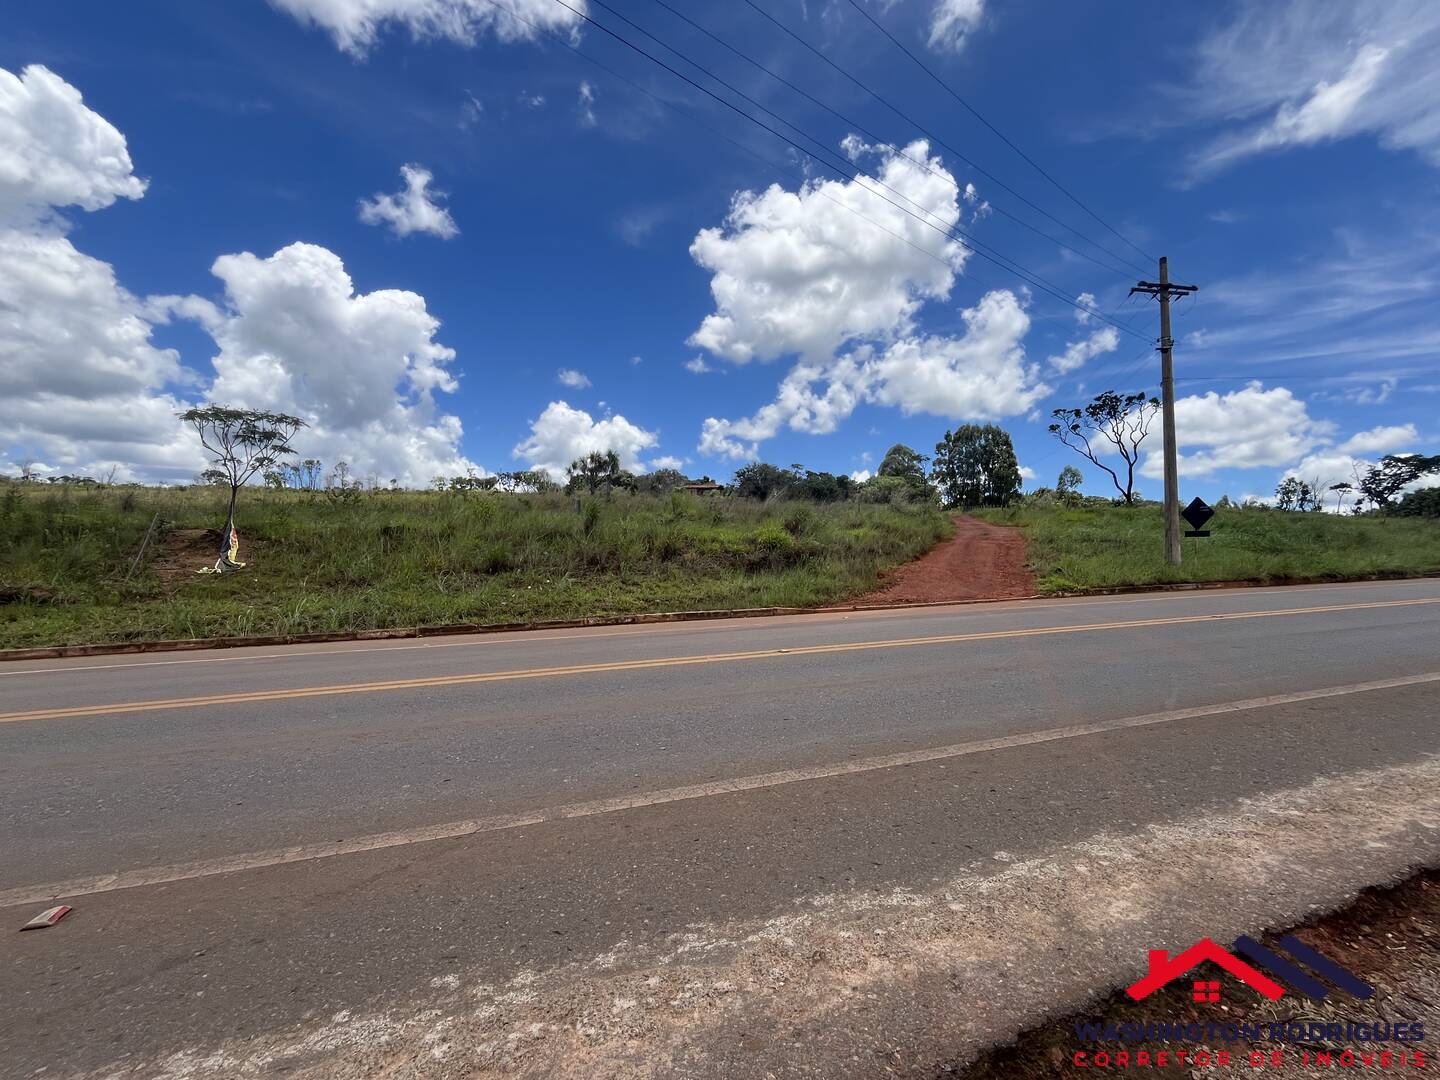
[2, 596, 1435, 725]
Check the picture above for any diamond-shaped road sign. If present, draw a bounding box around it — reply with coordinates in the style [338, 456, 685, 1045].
[1182, 497, 1214, 538]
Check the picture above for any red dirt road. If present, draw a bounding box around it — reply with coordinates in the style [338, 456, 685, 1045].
[857, 514, 1035, 604]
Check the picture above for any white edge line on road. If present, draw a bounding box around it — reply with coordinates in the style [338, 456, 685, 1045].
[5, 669, 1438, 910]
[3, 579, 1433, 678]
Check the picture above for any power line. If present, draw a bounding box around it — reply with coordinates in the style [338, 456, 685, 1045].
[475, 0, 1018, 299]
[545, 0, 1149, 339]
[841, 0, 1156, 267]
[739, 0, 1152, 277]
[586, 0, 955, 230]
[636, 0, 1138, 281]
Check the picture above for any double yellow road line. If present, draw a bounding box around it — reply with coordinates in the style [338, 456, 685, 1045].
[2, 596, 1436, 725]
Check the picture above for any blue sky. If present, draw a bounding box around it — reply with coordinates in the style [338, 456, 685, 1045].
[2, 0, 1437, 502]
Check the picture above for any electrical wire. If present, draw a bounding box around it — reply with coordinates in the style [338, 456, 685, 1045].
[543, 0, 1150, 339]
[475, 0, 1018, 301]
[635, 0, 1138, 281]
[840, 0, 1156, 267]
[739, 0, 1153, 277]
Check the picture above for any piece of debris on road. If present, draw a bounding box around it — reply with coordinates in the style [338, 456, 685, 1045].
[19, 904, 71, 931]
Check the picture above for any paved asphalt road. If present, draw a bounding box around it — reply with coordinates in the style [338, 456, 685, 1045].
[3, 579, 1440, 1078]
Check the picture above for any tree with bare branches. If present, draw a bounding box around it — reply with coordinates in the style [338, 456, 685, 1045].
[1047, 391, 1160, 506]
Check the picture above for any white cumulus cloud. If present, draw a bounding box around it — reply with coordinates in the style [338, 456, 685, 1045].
[1338, 422, 1418, 455]
[1141, 382, 1332, 479]
[0, 64, 147, 224]
[688, 140, 1051, 460]
[0, 64, 196, 482]
[688, 139, 966, 364]
[700, 290, 1046, 460]
[358, 164, 458, 239]
[556, 368, 591, 389]
[868, 290, 1048, 418]
[268, 0, 587, 56]
[513, 401, 658, 479]
[170, 241, 478, 486]
[0, 65, 481, 487]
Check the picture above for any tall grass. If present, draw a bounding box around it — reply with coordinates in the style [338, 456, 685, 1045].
[971, 503, 1440, 592]
[0, 483, 951, 648]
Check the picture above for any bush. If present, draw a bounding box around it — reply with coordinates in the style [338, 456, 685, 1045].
[1393, 488, 1440, 517]
[782, 506, 816, 536]
[857, 475, 922, 505]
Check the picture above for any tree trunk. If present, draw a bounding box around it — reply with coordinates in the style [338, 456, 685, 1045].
[221, 483, 239, 558]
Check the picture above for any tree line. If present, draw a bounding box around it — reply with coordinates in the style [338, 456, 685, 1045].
[10, 395, 1436, 574]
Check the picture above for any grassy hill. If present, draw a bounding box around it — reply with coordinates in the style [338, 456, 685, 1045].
[971, 503, 1440, 593]
[0, 482, 950, 649]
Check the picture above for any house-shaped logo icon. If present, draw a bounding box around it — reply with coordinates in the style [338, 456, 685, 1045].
[1127, 938, 1284, 1001]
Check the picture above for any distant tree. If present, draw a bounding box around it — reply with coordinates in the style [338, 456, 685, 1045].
[1048, 391, 1160, 506]
[878, 444, 926, 481]
[1274, 478, 1296, 510]
[179, 405, 306, 566]
[1357, 454, 1440, 510]
[633, 467, 690, 494]
[1393, 487, 1440, 517]
[876, 443, 933, 500]
[448, 470, 496, 493]
[733, 462, 800, 501]
[1056, 465, 1084, 505]
[931, 424, 1022, 508]
[1215, 494, 1234, 510]
[495, 470, 560, 494]
[566, 450, 623, 495]
[18, 459, 38, 483]
[329, 460, 354, 490]
[1275, 476, 1317, 512]
[261, 468, 286, 489]
[298, 459, 324, 490]
[1329, 482, 1354, 513]
[791, 470, 853, 502]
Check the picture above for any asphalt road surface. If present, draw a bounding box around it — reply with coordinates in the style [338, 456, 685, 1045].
[4, 579, 1440, 1078]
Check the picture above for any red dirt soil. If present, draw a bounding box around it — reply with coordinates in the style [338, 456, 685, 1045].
[856, 514, 1035, 604]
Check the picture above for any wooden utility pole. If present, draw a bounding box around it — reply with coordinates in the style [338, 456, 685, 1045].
[1131, 257, 1197, 566]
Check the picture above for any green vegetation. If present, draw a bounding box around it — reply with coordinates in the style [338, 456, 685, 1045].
[971, 502, 1440, 593]
[0, 481, 950, 649]
[932, 424, 1022, 507]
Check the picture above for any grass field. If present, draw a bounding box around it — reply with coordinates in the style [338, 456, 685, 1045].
[971, 503, 1440, 593]
[0, 482, 951, 649]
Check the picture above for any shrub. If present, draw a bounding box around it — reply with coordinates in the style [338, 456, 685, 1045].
[782, 506, 816, 536]
[1393, 487, 1440, 517]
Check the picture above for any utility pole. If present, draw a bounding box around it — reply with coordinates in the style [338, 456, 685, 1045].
[1131, 257, 1197, 566]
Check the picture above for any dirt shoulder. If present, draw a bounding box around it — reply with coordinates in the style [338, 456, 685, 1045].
[857, 514, 1035, 604]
